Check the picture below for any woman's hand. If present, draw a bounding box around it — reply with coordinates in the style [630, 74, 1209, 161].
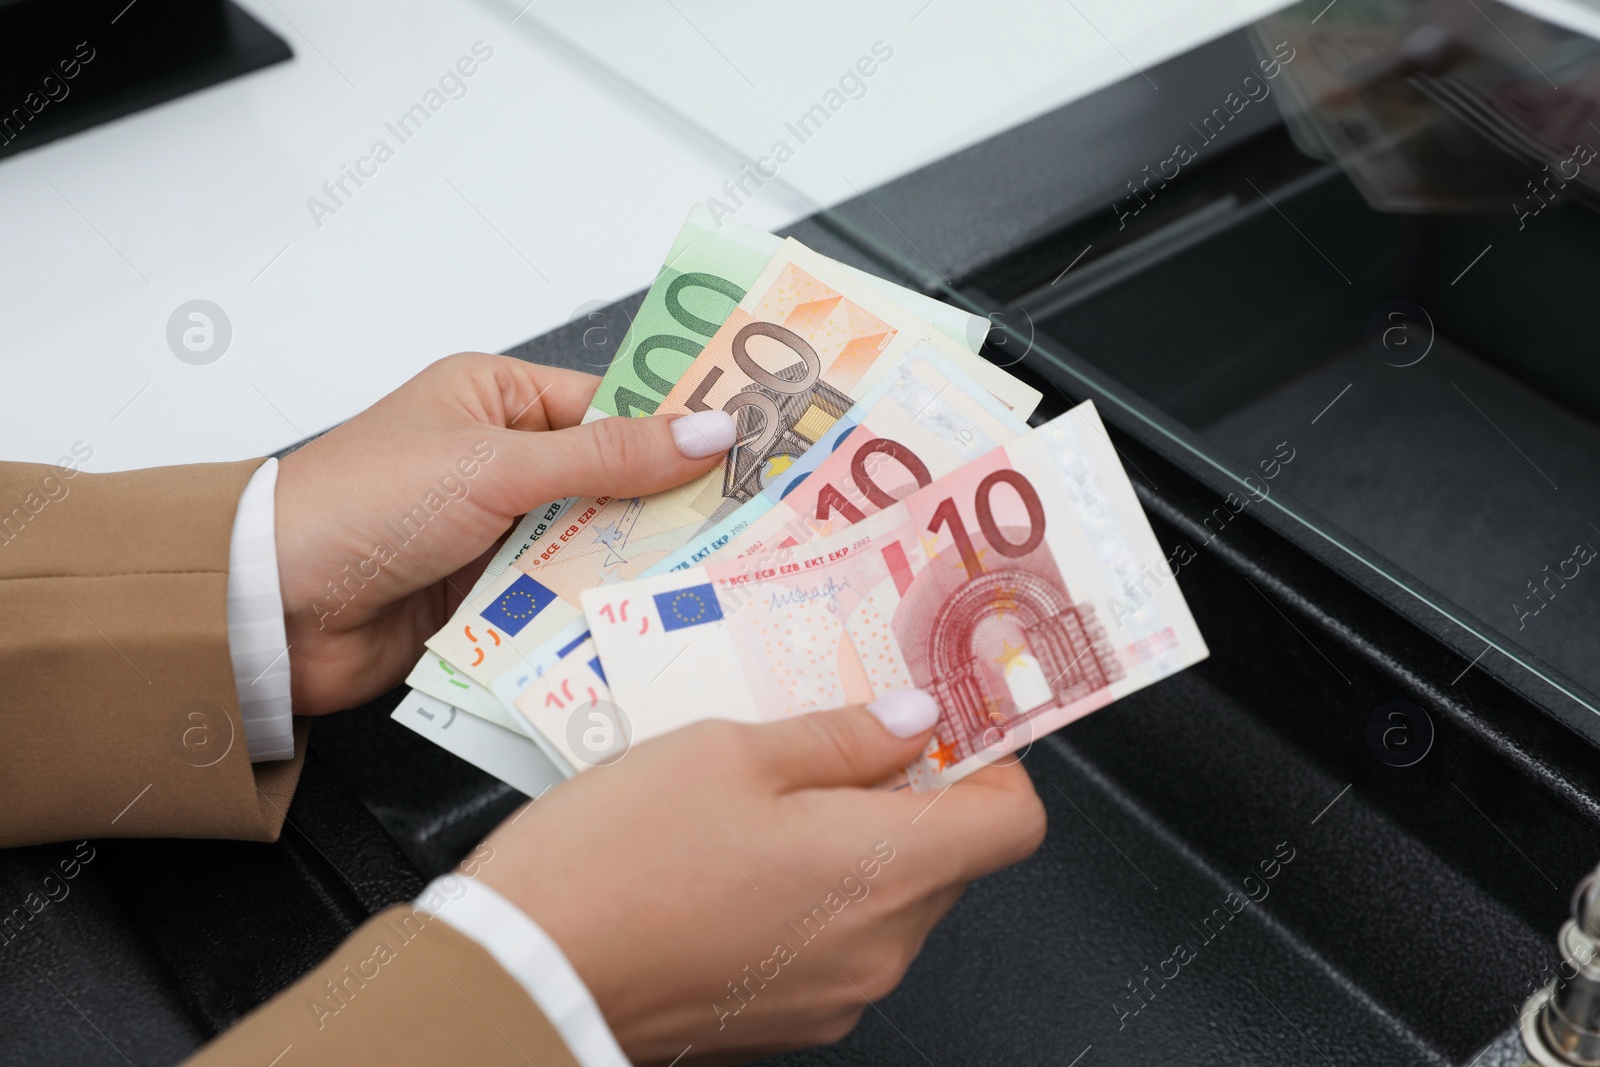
[273, 352, 1048, 1062]
[474, 690, 1048, 1065]
[273, 353, 736, 714]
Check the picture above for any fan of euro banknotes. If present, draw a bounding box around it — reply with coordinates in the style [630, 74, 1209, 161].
[391, 205, 1208, 794]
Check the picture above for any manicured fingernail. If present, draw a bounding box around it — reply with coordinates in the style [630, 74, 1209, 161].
[670, 410, 737, 459]
[866, 687, 940, 739]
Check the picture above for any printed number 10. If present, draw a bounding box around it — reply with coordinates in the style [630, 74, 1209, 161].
[926, 470, 1046, 580]
[815, 437, 932, 525]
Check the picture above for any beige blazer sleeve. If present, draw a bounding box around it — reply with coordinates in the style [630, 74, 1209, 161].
[1, 458, 586, 1065]
[185, 904, 583, 1066]
[0, 458, 306, 847]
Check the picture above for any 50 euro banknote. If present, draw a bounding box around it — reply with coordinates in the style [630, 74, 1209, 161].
[496, 345, 1032, 769]
[579, 400, 1208, 790]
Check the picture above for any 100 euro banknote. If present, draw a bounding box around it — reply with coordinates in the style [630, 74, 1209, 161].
[580, 400, 1208, 790]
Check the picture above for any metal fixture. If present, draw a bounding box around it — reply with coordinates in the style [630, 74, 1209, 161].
[1522, 862, 1600, 1065]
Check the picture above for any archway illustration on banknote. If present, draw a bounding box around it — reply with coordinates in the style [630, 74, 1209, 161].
[925, 569, 1123, 766]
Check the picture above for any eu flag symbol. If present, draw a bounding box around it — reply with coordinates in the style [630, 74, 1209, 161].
[480, 574, 558, 636]
[653, 583, 724, 631]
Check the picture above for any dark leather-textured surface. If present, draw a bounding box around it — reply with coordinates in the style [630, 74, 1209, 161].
[310, 690, 528, 881]
[0, 841, 202, 1066]
[0, 749, 421, 1064]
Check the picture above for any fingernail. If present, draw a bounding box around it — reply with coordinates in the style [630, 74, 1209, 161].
[670, 410, 737, 460]
[866, 687, 940, 739]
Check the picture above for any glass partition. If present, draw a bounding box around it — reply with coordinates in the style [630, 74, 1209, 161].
[507, 0, 1600, 727]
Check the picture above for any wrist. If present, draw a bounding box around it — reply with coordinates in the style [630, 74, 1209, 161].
[419, 875, 630, 1067]
[273, 448, 324, 621]
[273, 448, 348, 714]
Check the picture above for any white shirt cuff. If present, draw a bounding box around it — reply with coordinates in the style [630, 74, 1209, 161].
[418, 875, 630, 1067]
[226, 459, 295, 762]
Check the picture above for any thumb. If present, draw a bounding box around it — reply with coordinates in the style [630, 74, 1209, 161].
[494, 409, 738, 508]
[758, 688, 942, 792]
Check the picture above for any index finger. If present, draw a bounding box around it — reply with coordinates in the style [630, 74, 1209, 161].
[497, 360, 604, 432]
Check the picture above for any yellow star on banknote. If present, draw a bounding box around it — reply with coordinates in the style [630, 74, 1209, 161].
[765, 455, 794, 480]
[994, 637, 1028, 674]
[953, 545, 989, 574]
[989, 582, 1020, 619]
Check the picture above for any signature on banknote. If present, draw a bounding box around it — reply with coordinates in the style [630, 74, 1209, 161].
[766, 577, 854, 615]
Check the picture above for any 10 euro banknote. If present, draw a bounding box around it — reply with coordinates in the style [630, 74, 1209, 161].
[580, 401, 1207, 790]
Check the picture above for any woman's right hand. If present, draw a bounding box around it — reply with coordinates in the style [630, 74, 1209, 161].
[474, 689, 1048, 1065]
